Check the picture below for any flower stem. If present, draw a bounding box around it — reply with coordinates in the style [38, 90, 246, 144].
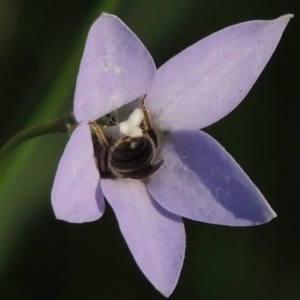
[0, 113, 75, 159]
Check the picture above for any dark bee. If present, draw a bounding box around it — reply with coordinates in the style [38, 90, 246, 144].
[89, 97, 163, 179]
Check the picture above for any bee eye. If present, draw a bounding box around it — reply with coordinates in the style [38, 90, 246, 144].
[110, 137, 154, 173]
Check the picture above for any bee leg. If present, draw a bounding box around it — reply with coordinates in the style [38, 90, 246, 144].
[141, 94, 152, 130]
[140, 96, 158, 148]
[89, 121, 112, 178]
[89, 121, 110, 148]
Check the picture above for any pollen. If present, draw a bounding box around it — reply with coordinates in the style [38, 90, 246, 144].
[119, 108, 143, 137]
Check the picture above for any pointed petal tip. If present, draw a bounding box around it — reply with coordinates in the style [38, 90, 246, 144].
[254, 208, 277, 226]
[99, 12, 118, 19]
[273, 13, 294, 27]
[279, 13, 294, 20]
[269, 208, 277, 221]
[161, 290, 173, 298]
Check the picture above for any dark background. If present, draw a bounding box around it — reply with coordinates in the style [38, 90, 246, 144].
[0, 0, 299, 299]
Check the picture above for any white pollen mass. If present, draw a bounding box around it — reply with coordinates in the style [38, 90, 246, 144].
[119, 108, 144, 137]
[129, 127, 143, 137]
[127, 108, 143, 127]
[119, 122, 131, 135]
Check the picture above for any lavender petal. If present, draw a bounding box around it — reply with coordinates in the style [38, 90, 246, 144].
[147, 130, 276, 226]
[146, 15, 292, 130]
[74, 13, 156, 122]
[51, 122, 105, 223]
[101, 178, 185, 297]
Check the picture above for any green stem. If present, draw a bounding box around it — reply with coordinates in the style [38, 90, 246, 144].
[0, 113, 75, 159]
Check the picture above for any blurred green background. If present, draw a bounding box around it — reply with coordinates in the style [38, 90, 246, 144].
[0, 0, 299, 299]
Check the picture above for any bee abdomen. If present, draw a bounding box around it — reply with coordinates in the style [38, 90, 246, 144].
[110, 137, 155, 176]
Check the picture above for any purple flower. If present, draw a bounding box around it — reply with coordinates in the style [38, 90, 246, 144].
[51, 13, 292, 297]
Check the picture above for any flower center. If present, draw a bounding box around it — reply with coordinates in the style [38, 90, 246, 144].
[90, 97, 163, 180]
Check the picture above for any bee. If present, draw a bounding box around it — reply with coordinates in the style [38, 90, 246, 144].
[89, 96, 163, 179]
